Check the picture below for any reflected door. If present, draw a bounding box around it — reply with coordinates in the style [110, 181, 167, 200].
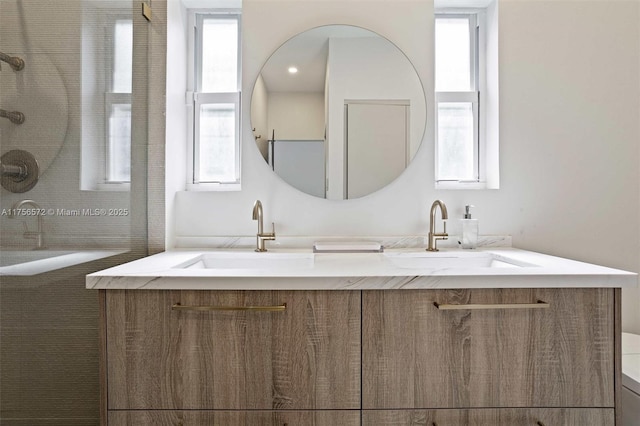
[346, 103, 408, 199]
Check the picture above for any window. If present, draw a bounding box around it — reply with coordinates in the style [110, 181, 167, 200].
[106, 18, 133, 183]
[189, 12, 241, 187]
[435, 13, 481, 183]
[80, 5, 133, 191]
[435, 5, 499, 189]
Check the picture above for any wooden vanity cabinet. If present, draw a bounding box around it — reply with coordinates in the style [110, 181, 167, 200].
[362, 408, 614, 425]
[101, 287, 620, 425]
[108, 410, 361, 426]
[362, 288, 616, 410]
[103, 290, 361, 412]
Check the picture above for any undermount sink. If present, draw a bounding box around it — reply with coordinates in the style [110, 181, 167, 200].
[179, 252, 315, 270]
[384, 251, 535, 269]
[172, 250, 537, 273]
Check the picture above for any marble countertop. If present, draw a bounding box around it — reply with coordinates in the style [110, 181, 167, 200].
[86, 247, 637, 290]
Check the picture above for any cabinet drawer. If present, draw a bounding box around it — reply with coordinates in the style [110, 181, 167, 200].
[363, 288, 614, 409]
[108, 410, 361, 426]
[362, 408, 614, 425]
[106, 290, 361, 410]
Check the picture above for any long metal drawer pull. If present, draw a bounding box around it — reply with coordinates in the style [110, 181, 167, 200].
[434, 300, 550, 310]
[172, 303, 287, 312]
[432, 420, 543, 425]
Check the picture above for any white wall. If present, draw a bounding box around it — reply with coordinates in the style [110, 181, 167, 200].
[267, 92, 325, 140]
[497, 0, 639, 332]
[169, 0, 640, 332]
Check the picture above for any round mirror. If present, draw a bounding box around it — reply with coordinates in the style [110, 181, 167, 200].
[251, 25, 426, 200]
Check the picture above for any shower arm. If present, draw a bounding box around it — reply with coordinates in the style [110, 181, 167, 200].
[1, 162, 28, 180]
[0, 52, 25, 71]
[0, 109, 25, 125]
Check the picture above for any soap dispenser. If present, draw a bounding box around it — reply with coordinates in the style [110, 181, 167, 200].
[460, 205, 478, 249]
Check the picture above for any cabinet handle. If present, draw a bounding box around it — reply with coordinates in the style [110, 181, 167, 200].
[433, 300, 549, 310]
[172, 303, 287, 312]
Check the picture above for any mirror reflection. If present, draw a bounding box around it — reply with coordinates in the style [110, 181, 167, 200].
[251, 25, 426, 200]
[80, 3, 133, 190]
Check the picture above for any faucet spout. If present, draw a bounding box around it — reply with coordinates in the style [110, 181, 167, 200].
[8, 199, 46, 249]
[252, 200, 264, 235]
[427, 200, 448, 252]
[252, 200, 275, 252]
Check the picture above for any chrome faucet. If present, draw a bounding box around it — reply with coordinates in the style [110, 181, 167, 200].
[427, 199, 448, 252]
[252, 200, 275, 252]
[8, 199, 46, 249]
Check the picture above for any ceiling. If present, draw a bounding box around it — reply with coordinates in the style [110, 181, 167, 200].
[258, 26, 377, 93]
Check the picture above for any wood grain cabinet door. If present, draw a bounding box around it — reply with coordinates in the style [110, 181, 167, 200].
[362, 408, 614, 425]
[106, 290, 361, 410]
[109, 410, 361, 426]
[362, 288, 614, 409]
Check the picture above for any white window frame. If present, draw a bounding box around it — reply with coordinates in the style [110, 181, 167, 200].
[104, 17, 132, 185]
[80, 4, 132, 192]
[435, 10, 488, 189]
[187, 10, 242, 190]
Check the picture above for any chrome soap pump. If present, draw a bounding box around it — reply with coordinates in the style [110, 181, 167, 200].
[460, 205, 478, 249]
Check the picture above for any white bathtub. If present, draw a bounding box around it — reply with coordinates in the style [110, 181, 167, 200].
[622, 332, 640, 426]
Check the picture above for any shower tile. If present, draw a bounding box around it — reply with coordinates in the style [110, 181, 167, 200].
[3, 327, 99, 421]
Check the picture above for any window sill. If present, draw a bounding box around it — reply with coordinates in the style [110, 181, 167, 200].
[436, 181, 496, 190]
[82, 182, 131, 192]
[186, 182, 242, 192]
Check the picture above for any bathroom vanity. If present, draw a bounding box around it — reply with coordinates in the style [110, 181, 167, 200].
[87, 247, 635, 426]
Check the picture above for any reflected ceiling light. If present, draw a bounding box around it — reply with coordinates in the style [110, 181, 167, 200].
[288, 66, 298, 74]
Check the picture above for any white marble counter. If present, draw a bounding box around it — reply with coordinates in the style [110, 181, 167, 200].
[86, 247, 637, 290]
